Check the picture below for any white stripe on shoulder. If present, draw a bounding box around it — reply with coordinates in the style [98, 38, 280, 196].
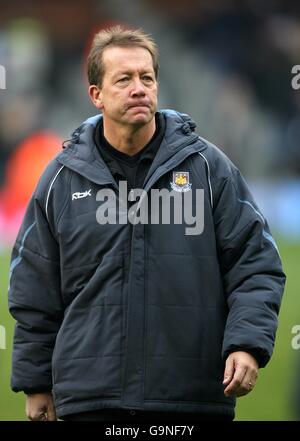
[45, 165, 65, 222]
[198, 152, 213, 209]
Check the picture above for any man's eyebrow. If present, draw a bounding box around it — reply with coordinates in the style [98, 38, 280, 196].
[114, 70, 131, 76]
[113, 70, 154, 78]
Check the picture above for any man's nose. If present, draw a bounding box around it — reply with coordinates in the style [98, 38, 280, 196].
[130, 79, 146, 96]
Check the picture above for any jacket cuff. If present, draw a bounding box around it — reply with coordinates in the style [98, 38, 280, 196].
[23, 388, 53, 395]
[223, 347, 269, 368]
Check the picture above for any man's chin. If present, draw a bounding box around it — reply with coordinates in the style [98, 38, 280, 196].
[128, 113, 154, 126]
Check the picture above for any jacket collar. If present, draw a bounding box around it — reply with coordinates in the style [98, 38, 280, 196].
[57, 109, 206, 188]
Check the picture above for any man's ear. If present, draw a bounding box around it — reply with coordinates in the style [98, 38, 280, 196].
[88, 85, 103, 110]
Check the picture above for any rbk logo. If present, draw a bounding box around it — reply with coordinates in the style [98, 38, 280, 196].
[72, 189, 92, 200]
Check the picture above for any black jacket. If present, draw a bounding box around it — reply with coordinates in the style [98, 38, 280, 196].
[8, 110, 285, 419]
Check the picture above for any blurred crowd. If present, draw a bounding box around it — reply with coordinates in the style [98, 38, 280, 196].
[0, 0, 300, 245]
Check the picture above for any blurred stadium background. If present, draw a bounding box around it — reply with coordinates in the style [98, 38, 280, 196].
[1, 0, 300, 420]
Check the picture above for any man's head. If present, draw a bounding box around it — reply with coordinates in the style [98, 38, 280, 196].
[87, 26, 159, 130]
[87, 25, 159, 88]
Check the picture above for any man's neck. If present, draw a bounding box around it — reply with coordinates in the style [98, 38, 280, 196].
[102, 118, 156, 156]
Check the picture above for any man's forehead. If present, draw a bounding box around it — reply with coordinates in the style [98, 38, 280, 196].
[103, 46, 153, 69]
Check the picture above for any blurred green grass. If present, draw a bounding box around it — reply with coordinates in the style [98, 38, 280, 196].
[0, 240, 299, 421]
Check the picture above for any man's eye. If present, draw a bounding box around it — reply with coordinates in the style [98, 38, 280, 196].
[118, 77, 129, 83]
[143, 76, 153, 82]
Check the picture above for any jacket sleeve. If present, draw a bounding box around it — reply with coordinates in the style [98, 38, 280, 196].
[213, 167, 286, 367]
[8, 190, 64, 394]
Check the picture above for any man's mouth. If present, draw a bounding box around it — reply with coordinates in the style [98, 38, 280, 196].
[127, 103, 150, 109]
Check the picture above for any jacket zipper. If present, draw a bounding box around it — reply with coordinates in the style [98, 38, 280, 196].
[122, 136, 201, 404]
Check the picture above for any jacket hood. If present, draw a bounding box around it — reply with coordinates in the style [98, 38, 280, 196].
[57, 109, 204, 186]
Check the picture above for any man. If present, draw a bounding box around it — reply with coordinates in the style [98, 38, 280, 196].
[9, 26, 285, 422]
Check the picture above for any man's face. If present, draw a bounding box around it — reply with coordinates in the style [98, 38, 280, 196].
[98, 46, 158, 128]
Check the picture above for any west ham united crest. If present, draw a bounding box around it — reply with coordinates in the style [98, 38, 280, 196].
[170, 171, 192, 192]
